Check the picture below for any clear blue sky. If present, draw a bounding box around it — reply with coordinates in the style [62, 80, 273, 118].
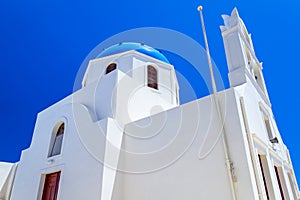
[0, 0, 299, 183]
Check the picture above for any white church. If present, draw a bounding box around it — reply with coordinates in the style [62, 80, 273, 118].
[0, 8, 299, 200]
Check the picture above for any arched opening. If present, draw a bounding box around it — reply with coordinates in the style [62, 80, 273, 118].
[49, 123, 65, 157]
[244, 44, 251, 65]
[105, 63, 117, 74]
[253, 67, 266, 94]
[242, 23, 251, 46]
[147, 65, 158, 89]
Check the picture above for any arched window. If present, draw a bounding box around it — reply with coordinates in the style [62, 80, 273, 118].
[49, 123, 65, 157]
[147, 65, 158, 89]
[105, 63, 117, 74]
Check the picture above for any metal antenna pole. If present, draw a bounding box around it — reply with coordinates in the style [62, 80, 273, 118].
[197, 6, 217, 94]
[197, 6, 238, 200]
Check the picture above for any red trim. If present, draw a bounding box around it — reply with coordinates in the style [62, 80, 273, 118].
[258, 155, 270, 200]
[274, 166, 285, 200]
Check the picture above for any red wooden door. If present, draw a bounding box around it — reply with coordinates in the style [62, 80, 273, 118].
[42, 171, 61, 200]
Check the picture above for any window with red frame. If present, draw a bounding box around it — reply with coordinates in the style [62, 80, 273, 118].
[147, 65, 158, 89]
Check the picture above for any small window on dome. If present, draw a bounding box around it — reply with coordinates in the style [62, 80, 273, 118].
[106, 63, 117, 74]
[147, 65, 158, 89]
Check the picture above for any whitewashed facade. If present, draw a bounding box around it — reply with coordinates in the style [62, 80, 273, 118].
[0, 8, 299, 200]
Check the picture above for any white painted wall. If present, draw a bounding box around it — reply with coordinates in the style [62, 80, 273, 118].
[111, 90, 262, 200]
[10, 100, 108, 200]
[0, 162, 16, 200]
[112, 94, 231, 199]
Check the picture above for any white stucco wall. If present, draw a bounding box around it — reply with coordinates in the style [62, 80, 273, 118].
[111, 90, 261, 200]
[10, 100, 108, 200]
[0, 162, 16, 200]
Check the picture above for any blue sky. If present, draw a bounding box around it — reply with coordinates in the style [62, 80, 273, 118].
[0, 0, 299, 183]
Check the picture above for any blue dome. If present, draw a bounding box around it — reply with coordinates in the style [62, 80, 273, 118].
[97, 42, 170, 64]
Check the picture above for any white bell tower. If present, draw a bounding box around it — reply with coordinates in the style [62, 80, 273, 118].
[221, 8, 270, 105]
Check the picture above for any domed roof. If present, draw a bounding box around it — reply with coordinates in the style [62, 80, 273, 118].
[97, 42, 170, 64]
